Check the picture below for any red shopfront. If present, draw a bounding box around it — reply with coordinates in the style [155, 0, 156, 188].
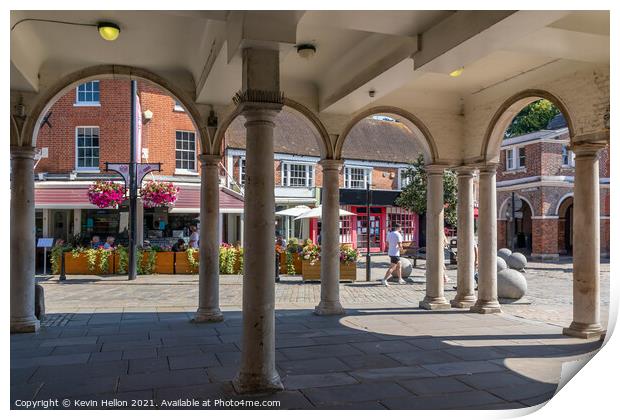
[308, 191, 419, 253]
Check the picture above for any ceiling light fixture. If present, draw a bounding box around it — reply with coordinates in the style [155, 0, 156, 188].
[296, 44, 316, 59]
[98, 22, 121, 41]
[449, 67, 464, 77]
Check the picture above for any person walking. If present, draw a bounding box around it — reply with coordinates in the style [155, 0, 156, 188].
[188, 225, 199, 248]
[382, 223, 405, 286]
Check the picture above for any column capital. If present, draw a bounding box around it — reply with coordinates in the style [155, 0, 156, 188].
[478, 163, 499, 174]
[234, 90, 284, 119]
[425, 164, 447, 175]
[571, 133, 609, 157]
[454, 166, 476, 177]
[10, 146, 35, 160]
[319, 159, 343, 171]
[199, 154, 222, 167]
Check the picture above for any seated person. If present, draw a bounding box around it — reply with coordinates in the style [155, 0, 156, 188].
[103, 236, 115, 249]
[171, 238, 186, 252]
[90, 235, 103, 249]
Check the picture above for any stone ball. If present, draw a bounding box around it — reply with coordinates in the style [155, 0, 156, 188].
[507, 252, 528, 271]
[497, 257, 508, 272]
[392, 257, 413, 279]
[497, 248, 512, 262]
[497, 268, 527, 299]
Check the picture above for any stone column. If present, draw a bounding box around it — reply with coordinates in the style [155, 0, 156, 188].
[451, 168, 476, 308]
[193, 154, 224, 323]
[234, 47, 283, 394]
[470, 164, 501, 314]
[563, 140, 606, 338]
[315, 159, 345, 315]
[419, 166, 450, 310]
[11, 146, 40, 333]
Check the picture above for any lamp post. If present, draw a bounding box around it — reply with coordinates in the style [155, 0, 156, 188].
[366, 181, 372, 282]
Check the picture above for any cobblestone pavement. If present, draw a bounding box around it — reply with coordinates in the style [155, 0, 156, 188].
[38, 256, 610, 329]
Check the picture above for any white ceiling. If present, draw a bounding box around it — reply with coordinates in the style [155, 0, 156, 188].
[10, 10, 610, 116]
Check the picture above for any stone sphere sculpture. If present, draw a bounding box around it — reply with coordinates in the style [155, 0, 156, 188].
[497, 248, 512, 263]
[507, 252, 528, 271]
[497, 268, 527, 299]
[392, 257, 413, 279]
[497, 257, 508, 272]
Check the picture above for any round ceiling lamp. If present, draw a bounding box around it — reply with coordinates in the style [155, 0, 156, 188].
[98, 22, 120, 41]
[449, 67, 464, 77]
[296, 44, 316, 59]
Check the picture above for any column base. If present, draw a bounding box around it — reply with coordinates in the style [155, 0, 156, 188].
[419, 296, 451, 310]
[563, 322, 606, 339]
[469, 300, 502, 314]
[11, 317, 40, 334]
[450, 295, 476, 308]
[314, 301, 345, 316]
[233, 371, 283, 394]
[192, 308, 224, 323]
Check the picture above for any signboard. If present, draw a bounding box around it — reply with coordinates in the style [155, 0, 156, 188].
[37, 238, 54, 248]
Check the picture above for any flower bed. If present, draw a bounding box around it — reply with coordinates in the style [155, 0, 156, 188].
[300, 241, 359, 282]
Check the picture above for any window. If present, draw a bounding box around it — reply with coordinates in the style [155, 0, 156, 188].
[175, 131, 196, 172]
[238, 157, 246, 185]
[506, 146, 525, 170]
[399, 168, 412, 190]
[282, 162, 314, 187]
[344, 166, 371, 189]
[174, 100, 185, 112]
[75, 81, 100, 105]
[562, 145, 575, 167]
[76, 127, 100, 170]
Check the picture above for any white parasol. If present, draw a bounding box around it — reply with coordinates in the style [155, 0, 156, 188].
[294, 205, 355, 220]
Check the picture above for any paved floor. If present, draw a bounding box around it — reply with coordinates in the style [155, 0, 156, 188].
[11, 257, 608, 410]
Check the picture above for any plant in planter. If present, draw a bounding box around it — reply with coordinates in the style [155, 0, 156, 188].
[186, 248, 199, 270]
[88, 180, 126, 209]
[116, 245, 129, 274]
[301, 239, 321, 265]
[141, 180, 179, 208]
[339, 244, 360, 265]
[219, 243, 238, 274]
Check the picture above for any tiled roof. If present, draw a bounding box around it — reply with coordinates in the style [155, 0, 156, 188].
[224, 111, 425, 163]
[546, 113, 567, 130]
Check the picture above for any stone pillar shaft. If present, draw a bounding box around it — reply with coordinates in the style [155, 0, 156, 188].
[11, 146, 40, 333]
[234, 105, 283, 393]
[194, 155, 224, 323]
[451, 168, 476, 308]
[563, 143, 606, 338]
[420, 167, 450, 310]
[315, 160, 344, 315]
[470, 165, 501, 314]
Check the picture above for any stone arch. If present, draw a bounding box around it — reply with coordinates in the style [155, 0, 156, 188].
[481, 89, 575, 162]
[10, 115, 20, 146]
[555, 192, 574, 216]
[21, 65, 212, 153]
[335, 106, 438, 163]
[498, 193, 537, 219]
[211, 98, 333, 158]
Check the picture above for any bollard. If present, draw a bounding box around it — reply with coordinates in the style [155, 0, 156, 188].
[58, 250, 67, 282]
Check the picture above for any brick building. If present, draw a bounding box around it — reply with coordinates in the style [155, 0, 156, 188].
[34, 79, 426, 256]
[496, 114, 610, 260]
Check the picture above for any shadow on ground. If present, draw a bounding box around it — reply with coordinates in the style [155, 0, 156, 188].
[11, 308, 601, 410]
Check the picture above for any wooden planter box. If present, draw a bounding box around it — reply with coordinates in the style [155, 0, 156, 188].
[175, 251, 200, 274]
[64, 251, 114, 275]
[279, 252, 302, 274]
[301, 260, 357, 282]
[154, 252, 175, 274]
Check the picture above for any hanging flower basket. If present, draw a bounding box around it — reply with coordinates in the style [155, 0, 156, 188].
[88, 180, 126, 209]
[141, 180, 179, 208]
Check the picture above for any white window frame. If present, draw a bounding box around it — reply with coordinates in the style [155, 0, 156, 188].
[562, 145, 575, 167]
[505, 146, 525, 171]
[173, 100, 185, 112]
[344, 166, 372, 189]
[74, 81, 101, 106]
[174, 130, 198, 175]
[281, 162, 315, 187]
[75, 126, 100, 172]
[238, 157, 246, 186]
[398, 168, 412, 190]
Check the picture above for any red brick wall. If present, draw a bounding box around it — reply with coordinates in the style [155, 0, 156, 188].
[35, 79, 204, 176]
[532, 219, 559, 256]
[497, 143, 542, 182]
[497, 220, 507, 249]
[35, 80, 131, 174]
